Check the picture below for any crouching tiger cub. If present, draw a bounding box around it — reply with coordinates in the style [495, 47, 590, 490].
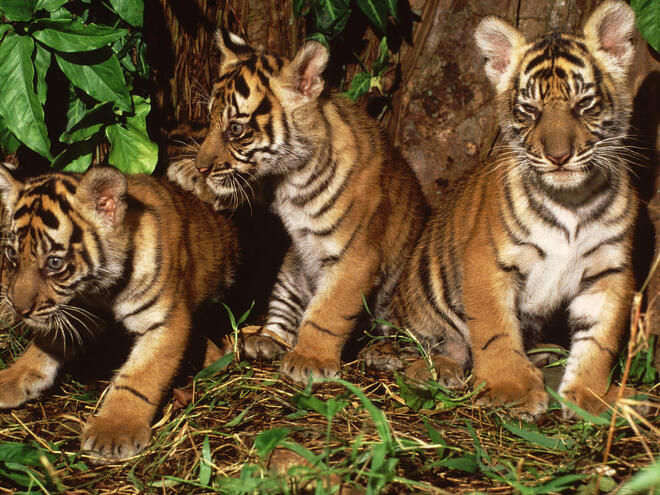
[372, 0, 640, 418]
[0, 163, 238, 462]
[168, 30, 426, 382]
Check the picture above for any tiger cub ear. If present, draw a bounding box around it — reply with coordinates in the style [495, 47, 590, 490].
[0, 162, 23, 212]
[275, 40, 329, 108]
[76, 167, 127, 228]
[583, 0, 636, 77]
[474, 16, 526, 92]
[215, 28, 255, 75]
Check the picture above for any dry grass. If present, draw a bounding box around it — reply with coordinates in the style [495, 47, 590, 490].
[0, 310, 658, 494]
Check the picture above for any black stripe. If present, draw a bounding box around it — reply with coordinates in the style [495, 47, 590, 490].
[481, 333, 506, 351]
[301, 200, 354, 237]
[113, 385, 153, 405]
[418, 250, 462, 334]
[582, 230, 628, 258]
[123, 295, 159, 319]
[523, 177, 570, 240]
[580, 266, 624, 292]
[220, 28, 253, 55]
[268, 310, 298, 328]
[234, 74, 250, 99]
[572, 336, 616, 356]
[498, 207, 546, 258]
[310, 166, 356, 218]
[306, 320, 338, 337]
[502, 177, 530, 236]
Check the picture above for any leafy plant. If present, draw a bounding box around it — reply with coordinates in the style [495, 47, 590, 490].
[631, 0, 660, 53]
[294, 0, 402, 102]
[0, 0, 157, 173]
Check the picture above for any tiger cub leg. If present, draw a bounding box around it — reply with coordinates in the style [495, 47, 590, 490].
[281, 253, 379, 382]
[233, 249, 312, 361]
[464, 258, 548, 419]
[560, 271, 632, 417]
[81, 304, 192, 463]
[0, 339, 63, 408]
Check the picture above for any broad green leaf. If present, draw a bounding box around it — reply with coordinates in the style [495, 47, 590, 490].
[125, 95, 150, 131]
[632, 0, 660, 52]
[35, 0, 68, 11]
[310, 0, 351, 38]
[64, 89, 86, 132]
[32, 19, 128, 52]
[33, 43, 51, 106]
[0, 0, 36, 21]
[500, 421, 572, 451]
[55, 51, 132, 111]
[305, 32, 329, 48]
[345, 71, 372, 100]
[0, 120, 20, 153]
[0, 442, 51, 465]
[194, 352, 234, 380]
[60, 102, 111, 143]
[106, 121, 158, 174]
[253, 428, 291, 459]
[292, 394, 348, 420]
[109, 0, 143, 27]
[356, 0, 389, 33]
[436, 455, 478, 473]
[51, 136, 97, 172]
[620, 457, 660, 494]
[0, 24, 13, 42]
[0, 34, 51, 159]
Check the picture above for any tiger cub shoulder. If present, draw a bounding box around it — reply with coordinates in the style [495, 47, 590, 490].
[168, 31, 426, 382]
[384, 0, 640, 418]
[0, 163, 238, 462]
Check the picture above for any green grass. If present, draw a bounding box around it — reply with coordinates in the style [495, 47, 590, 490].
[0, 321, 657, 494]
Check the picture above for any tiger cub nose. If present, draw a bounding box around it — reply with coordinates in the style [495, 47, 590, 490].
[545, 151, 572, 166]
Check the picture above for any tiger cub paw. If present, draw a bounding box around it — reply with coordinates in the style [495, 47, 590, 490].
[474, 363, 548, 420]
[405, 356, 466, 389]
[361, 341, 415, 371]
[81, 414, 151, 464]
[223, 326, 288, 362]
[560, 384, 653, 418]
[281, 350, 340, 383]
[0, 366, 53, 408]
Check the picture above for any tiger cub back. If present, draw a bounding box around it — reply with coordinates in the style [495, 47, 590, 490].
[168, 31, 426, 382]
[382, 0, 639, 418]
[0, 164, 238, 462]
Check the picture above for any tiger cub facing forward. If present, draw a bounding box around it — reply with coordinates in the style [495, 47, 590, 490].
[0, 164, 238, 462]
[169, 31, 425, 382]
[380, 1, 640, 418]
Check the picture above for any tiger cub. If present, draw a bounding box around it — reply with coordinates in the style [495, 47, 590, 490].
[168, 30, 426, 382]
[0, 163, 238, 462]
[377, 0, 640, 418]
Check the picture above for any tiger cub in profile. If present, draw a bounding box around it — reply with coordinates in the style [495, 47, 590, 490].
[168, 30, 426, 382]
[377, 0, 640, 418]
[0, 163, 238, 462]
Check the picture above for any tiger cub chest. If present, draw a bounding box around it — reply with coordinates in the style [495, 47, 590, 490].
[500, 207, 627, 316]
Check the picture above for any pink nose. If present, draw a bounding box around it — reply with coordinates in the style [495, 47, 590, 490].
[545, 152, 571, 166]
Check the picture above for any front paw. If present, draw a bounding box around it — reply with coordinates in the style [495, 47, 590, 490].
[559, 384, 652, 418]
[0, 367, 52, 408]
[167, 159, 199, 191]
[81, 414, 151, 464]
[281, 350, 340, 382]
[475, 363, 548, 420]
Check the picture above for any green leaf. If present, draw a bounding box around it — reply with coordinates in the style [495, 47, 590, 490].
[0, 0, 36, 21]
[253, 428, 291, 460]
[292, 394, 348, 420]
[310, 0, 351, 38]
[0, 34, 51, 159]
[0, 119, 20, 153]
[631, 0, 660, 52]
[194, 353, 234, 381]
[51, 136, 98, 172]
[198, 435, 212, 486]
[0, 442, 50, 465]
[224, 404, 253, 428]
[345, 71, 372, 100]
[55, 50, 132, 111]
[32, 19, 128, 52]
[33, 43, 50, 106]
[109, 0, 143, 27]
[35, 0, 68, 11]
[106, 120, 158, 174]
[236, 301, 255, 326]
[620, 457, 660, 494]
[60, 102, 111, 143]
[0, 24, 13, 42]
[356, 0, 389, 33]
[436, 455, 478, 473]
[500, 421, 572, 451]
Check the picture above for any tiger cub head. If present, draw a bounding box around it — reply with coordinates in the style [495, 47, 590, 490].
[192, 29, 329, 198]
[475, 0, 636, 192]
[0, 166, 128, 332]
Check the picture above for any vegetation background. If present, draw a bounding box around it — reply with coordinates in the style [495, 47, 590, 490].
[0, 0, 658, 493]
